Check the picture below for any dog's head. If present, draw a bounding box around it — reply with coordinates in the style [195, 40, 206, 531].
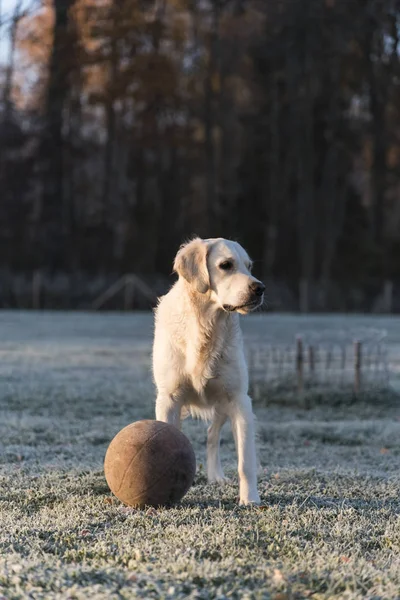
[173, 237, 265, 314]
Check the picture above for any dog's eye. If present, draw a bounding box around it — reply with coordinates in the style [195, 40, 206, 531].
[219, 261, 233, 271]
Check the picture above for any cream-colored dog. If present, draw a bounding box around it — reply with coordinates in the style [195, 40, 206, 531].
[152, 237, 265, 505]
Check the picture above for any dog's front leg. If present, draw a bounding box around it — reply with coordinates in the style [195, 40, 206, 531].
[155, 394, 182, 429]
[207, 412, 228, 483]
[229, 395, 260, 506]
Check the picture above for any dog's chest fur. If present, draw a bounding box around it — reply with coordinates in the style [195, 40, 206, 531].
[184, 312, 237, 395]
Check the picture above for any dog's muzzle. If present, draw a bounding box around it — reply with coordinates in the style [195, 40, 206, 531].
[223, 297, 263, 312]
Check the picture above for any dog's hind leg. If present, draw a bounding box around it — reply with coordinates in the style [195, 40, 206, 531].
[207, 412, 228, 483]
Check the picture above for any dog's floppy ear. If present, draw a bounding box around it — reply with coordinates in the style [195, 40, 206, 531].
[173, 238, 210, 294]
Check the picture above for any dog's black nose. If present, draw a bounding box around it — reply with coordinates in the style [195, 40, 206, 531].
[250, 281, 265, 296]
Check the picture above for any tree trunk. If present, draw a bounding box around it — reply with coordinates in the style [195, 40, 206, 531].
[364, 3, 387, 248]
[263, 74, 280, 278]
[102, 1, 122, 234]
[291, 1, 318, 312]
[204, 0, 221, 233]
[39, 0, 76, 271]
[2, 0, 22, 120]
[295, 78, 316, 312]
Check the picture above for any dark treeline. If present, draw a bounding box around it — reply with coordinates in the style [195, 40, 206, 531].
[1, 0, 400, 311]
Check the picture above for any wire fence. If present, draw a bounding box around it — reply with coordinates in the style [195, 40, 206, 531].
[246, 328, 390, 399]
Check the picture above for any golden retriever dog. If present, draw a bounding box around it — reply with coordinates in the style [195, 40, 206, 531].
[152, 237, 265, 505]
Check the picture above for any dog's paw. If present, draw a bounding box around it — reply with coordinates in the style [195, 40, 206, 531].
[208, 473, 231, 486]
[238, 500, 261, 508]
[238, 492, 261, 506]
[239, 499, 261, 508]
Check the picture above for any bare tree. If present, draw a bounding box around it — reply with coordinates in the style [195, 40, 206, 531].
[2, 0, 23, 120]
[38, 0, 77, 271]
[203, 0, 222, 231]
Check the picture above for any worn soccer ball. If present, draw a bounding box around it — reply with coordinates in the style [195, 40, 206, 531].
[104, 420, 196, 508]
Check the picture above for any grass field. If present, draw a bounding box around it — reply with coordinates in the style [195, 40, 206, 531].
[0, 311, 399, 599]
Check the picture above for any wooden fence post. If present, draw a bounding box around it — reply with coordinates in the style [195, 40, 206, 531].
[91, 276, 127, 310]
[299, 279, 309, 313]
[124, 276, 135, 311]
[354, 340, 362, 394]
[32, 270, 42, 310]
[308, 345, 315, 376]
[296, 336, 304, 393]
[382, 280, 393, 313]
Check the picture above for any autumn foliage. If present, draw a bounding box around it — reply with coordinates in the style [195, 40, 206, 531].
[1, 0, 400, 309]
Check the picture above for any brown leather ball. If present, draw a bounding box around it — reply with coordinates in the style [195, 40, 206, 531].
[104, 420, 196, 508]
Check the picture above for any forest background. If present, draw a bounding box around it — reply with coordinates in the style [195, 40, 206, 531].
[1, 0, 400, 312]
